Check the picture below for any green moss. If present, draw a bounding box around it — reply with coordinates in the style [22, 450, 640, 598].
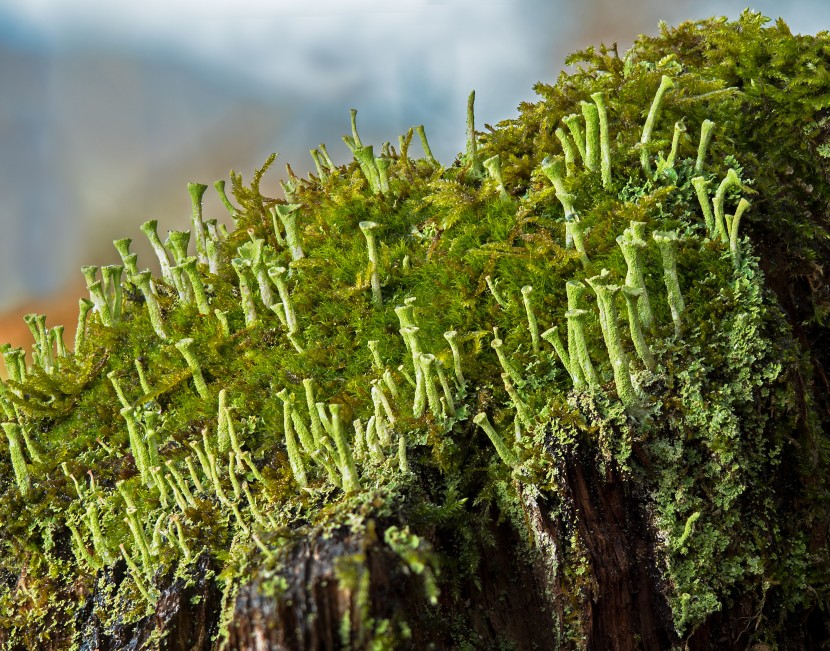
[0, 11, 828, 648]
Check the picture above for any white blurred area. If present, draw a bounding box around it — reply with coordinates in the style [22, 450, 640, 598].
[0, 0, 828, 346]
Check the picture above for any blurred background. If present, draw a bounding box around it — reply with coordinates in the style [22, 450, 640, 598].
[0, 0, 828, 351]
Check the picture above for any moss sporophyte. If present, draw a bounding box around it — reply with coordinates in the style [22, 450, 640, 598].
[0, 12, 828, 648]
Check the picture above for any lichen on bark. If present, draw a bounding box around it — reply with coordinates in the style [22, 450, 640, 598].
[0, 10, 829, 650]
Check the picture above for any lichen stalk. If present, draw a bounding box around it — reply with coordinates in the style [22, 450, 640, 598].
[415, 124, 438, 166]
[165, 460, 197, 508]
[134, 359, 151, 394]
[274, 204, 305, 261]
[18, 424, 41, 465]
[662, 121, 686, 173]
[501, 373, 534, 431]
[121, 407, 152, 486]
[166, 230, 191, 265]
[473, 412, 517, 466]
[443, 330, 467, 392]
[145, 413, 160, 471]
[394, 303, 417, 328]
[172, 263, 194, 303]
[521, 286, 541, 353]
[185, 456, 204, 493]
[214, 309, 230, 338]
[695, 119, 715, 172]
[352, 419, 367, 460]
[68, 521, 99, 569]
[113, 238, 138, 276]
[210, 180, 235, 219]
[231, 259, 258, 327]
[434, 359, 456, 416]
[397, 435, 410, 473]
[278, 389, 313, 455]
[565, 281, 599, 387]
[372, 380, 396, 425]
[616, 222, 655, 331]
[88, 281, 114, 328]
[2, 423, 29, 495]
[125, 510, 153, 571]
[133, 271, 167, 339]
[86, 502, 113, 564]
[692, 177, 716, 236]
[52, 326, 67, 359]
[352, 145, 382, 194]
[580, 100, 600, 172]
[370, 387, 393, 445]
[227, 452, 243, 500]
[465, 90, 484, 177]
[621, 285, 656, 372]
[315, 402, 333, 436]
[188, 182, 209, 264]
[2, 347, 22, 385]
[400, 326, 426, 418]
[310, 149, 328, 182]
[483, 155, 511, 203]
[170, 515, 192, 561]
[563, 114, 586, 164]
[375, 155, 391, 194]
[590, 91, 612, 187]
[417, 353, 444, 419]
[359, 221, 383, 306]
[382, 369, 400, 400]
[119, 544, 152, 601]
[318, 143, 336, 171]
[175, 338, 210, 400]
[107, 371, 130, 409]
[329, 404, 360, 492]
[181, 257, 211, 315]
[242, 483, 267, 528]
[653, 231, 685, 335]
[541, 326, 582, 388]
[150, 466, 170, 508]
[484, 275, 509, 308]
[267, 265, 299, 334]
[568, 215, 590, 267]
[586, 273, 638, 409]
[640, 75, 674, 175]
[217, 389, 231, 453]
[75, 298, 94, 353]
[713, 168, 741, 243]
[540, 156, 567, 195]
[729, 198, 751, 268]
[140, 220, 173, 284]
[554, 128, 576, 175]
[312, 448, 342, 488]
[491, 336, 524, 387]
[303, 378, 325, 448]
[101, 265, 124, 322]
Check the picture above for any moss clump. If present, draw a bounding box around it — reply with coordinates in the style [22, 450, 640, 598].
[0, 11, 829, 649]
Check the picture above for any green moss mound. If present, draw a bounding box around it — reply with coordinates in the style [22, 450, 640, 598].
[0, 11, 828, 649]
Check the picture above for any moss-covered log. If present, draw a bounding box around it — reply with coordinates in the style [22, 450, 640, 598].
[0, 11, 829, 650]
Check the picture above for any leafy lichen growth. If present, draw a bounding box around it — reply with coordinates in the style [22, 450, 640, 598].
[0, 11, 829, 649]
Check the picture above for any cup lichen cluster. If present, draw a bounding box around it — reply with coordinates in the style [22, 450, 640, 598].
[0, 11, 828, 648]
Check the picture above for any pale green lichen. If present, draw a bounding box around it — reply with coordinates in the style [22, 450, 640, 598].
[0, 14, 827, 649]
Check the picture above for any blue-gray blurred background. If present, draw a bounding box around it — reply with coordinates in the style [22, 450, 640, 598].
[0, 0, 828, 345]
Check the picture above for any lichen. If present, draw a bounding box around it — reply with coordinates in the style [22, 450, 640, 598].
[0, 10, 828, 649]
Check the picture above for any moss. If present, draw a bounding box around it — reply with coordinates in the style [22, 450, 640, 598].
[0, 10, 829, 648]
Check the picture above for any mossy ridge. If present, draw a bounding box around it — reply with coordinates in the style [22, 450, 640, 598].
[0, 11, 827, 648]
